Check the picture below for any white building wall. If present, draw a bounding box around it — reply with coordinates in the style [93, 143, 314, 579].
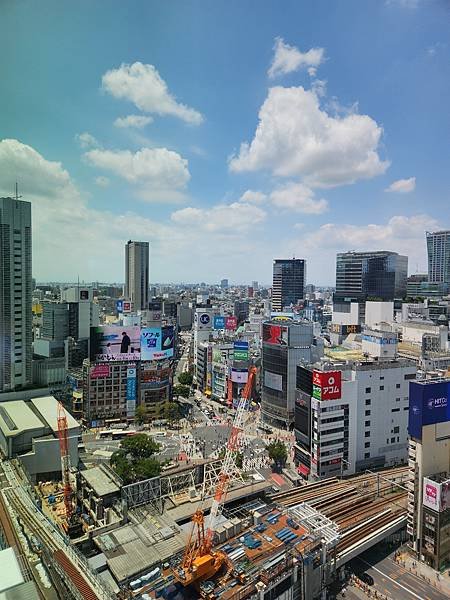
[365, 301, 394, 328]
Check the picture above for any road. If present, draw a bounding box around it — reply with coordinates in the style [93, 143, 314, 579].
[351, 548, 448, 600]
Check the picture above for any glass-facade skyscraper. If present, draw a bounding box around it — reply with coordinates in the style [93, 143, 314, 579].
[335, 251, 408, 301]
[0, 197, 32, 391]
[427, 230, 450, 285]
[272, 259, 306, 312]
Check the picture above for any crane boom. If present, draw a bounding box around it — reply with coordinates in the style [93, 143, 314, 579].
[57, 402, 73, 522]
[204, 366, 256, 546]
[174, 365, 257, 586]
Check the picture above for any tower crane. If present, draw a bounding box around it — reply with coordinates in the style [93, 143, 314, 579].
[173, 366, 257, 587]
[57, 402, 75, 528]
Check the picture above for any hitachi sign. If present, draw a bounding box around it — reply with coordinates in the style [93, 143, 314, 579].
[409, 379, 450, 441]
[427, 397, 448, 410]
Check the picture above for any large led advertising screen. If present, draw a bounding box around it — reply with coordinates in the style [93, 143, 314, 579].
[262, 323, 289, 346]
[408, 380, 450, 440]
[141, 326, 175, 360]
[91, 326, 141, 361]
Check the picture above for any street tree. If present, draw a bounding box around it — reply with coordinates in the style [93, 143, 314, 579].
[178, 372, 193, 386]
[173, 384, 190, 399]
[266, 440, 288, 473]
[135, 404, 147, 425]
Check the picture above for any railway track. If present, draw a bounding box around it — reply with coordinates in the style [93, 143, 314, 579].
[1, 464, 113, 600]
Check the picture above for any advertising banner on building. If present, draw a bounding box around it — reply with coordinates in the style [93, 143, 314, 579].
[214, 316, 226, 330]
[234, 341, 249, 361]
[312, 370, 342, 400]
[408, 381, 450, 440]
[126, 367, 137, 418]
[116, 300, 124, 313]
[90, 364, 111, 379]
[330, 323, 360, 335]
[141, 326, 175, 360]
[231, 368, 248, 384]
[91, 325, 141, 361]
[264, 370, 283, 392]
[225, 316, 237, 331]
[123, 301, 133, 313]
[422, 477, 450, 512]
[423, 478, 441, 511]
[194, 310, 214, 330]
[262, 323, 289, 346]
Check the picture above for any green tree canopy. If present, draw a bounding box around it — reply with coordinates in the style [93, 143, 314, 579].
[178, 372, 193, 386]
[266, 440, 288, 472]
[135, 404, 147, 425]
[110, 434, 161, 483]
[173, 384, 190, 399]
[163, 401, 182, 423]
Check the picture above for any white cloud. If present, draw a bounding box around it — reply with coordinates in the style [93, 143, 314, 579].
[75, 132, 101, 149]
[171, 202, 266, 233]
[84, 147, 190, 198]
[0, 138, 177, 280]
[270, 182, 328, 214]
[102, 62, 203, 125]
[94, 176, 110, 187]
[385, 177, 416, 194]
[114, 115, 153, 129]
[239, 190, 267, 204]
[268, 38, 325, 79]
[281, 213, 440, 284]
[229, 85, 389, 188]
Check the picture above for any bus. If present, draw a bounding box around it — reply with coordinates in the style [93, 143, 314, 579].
[111, 429, 137, 440]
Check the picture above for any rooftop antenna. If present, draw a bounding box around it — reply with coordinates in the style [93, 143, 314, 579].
[14, 182, 22, 201]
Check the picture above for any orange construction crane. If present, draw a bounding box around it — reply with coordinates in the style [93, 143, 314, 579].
[57, 402, 74, 525]
[173, 366, 257, 587]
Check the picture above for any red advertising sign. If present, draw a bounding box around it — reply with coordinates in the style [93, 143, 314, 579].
[90, 364, 110, 379]
[123, 301, 133, 313]
[262, 324, 289, 346]
[225, 316, 237, 330]
[312, 370, 342, 400]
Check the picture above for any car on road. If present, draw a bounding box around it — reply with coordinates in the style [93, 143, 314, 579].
[358, 573, 374, 586]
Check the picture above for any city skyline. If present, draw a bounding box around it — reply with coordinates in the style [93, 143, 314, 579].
[1, 1, 449, 284]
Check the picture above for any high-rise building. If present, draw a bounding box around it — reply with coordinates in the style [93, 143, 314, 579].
[335, 251, 408, 301]
[125, 240, 149, 311]
[272, 259, 306, 312]
[407, 378, 450, 570]
[220, 278, 229, 289]
[0, 197, 32, 391]
[426, 230, 450, 285]
[261, 318, 323, 427]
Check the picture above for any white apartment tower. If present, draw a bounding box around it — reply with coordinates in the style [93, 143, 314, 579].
[0, 197, 32, 391]
[125, 240, 149, 311]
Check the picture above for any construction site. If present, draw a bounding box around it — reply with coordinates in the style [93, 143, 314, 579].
[0, 377, 411, 600]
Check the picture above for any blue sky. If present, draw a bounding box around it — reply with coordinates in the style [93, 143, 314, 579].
[0, 0, 449, 284]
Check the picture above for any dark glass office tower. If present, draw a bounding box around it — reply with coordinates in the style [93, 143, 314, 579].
[272, 259, 306, 312]
[335, 251, 408, 301]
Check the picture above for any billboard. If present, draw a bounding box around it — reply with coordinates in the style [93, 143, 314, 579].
[330, 323, 360, 335]
[90, 364, 111, 379]
[408, 381, 450, 440]
[194, 310, 214, 330]
[231, 368, 248, 384]
[214, 316, 226, 330]
[126, 367, 136, 418]
[312, 370, 342, 400]
[234, 341, 249, 361]
[361, 334, 397, 345]
[91, 325, 141, 361]
[225, 316, 237, 331]
[123, 301, 133, 313]
[262, 323, 289, 346]
[141, 326, 175, 360]
[264, 370, 283, 392]
[422, 477, 450, 512]
[116, 299, 124, 313]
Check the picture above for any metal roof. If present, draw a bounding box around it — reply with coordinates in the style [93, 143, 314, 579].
[0, 402, 45, 438]
[30, 396, 79, 432]
[0, 548, 25, 592]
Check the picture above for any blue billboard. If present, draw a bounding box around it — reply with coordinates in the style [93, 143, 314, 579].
[116, 299, 124, 313]
[214, 315, 226, 330]
[408, 380, 450, 440]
